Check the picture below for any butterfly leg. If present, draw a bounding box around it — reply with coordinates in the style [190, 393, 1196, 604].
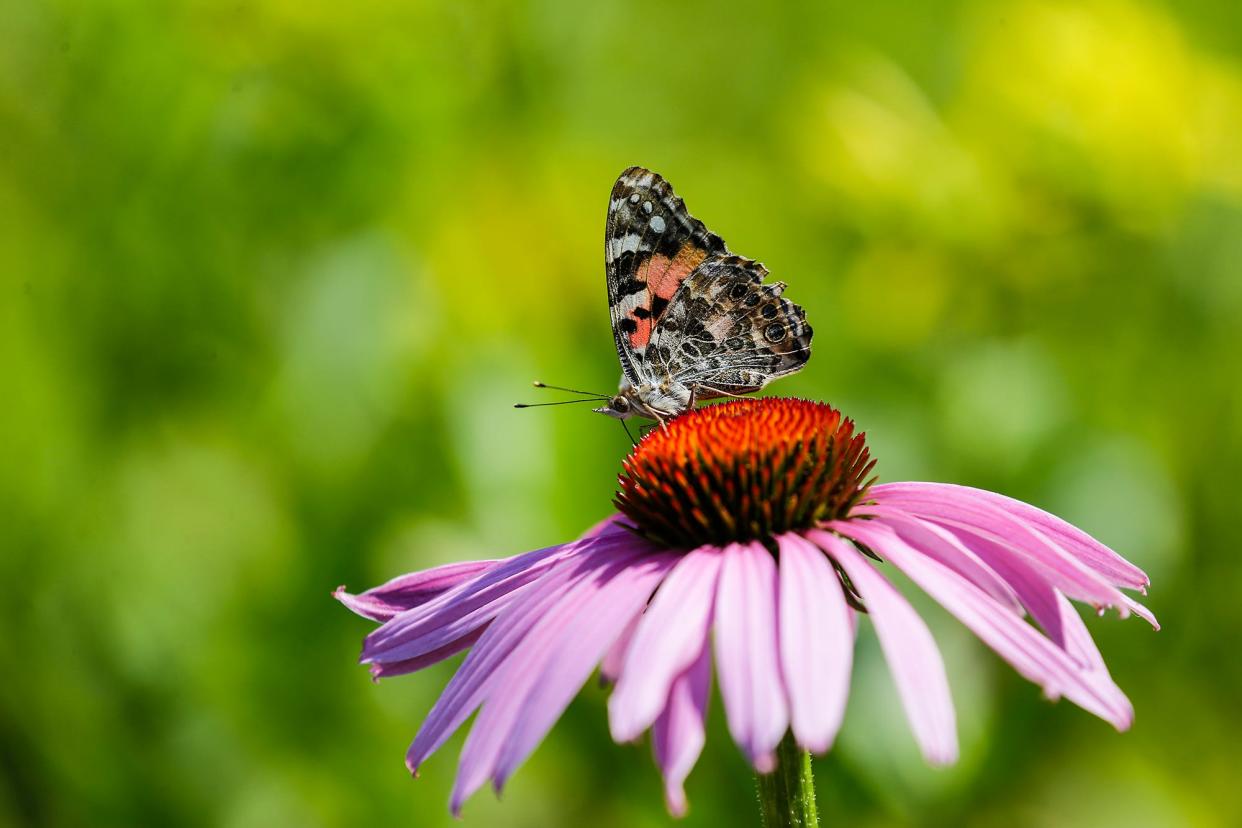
[698, 383, 753, 401]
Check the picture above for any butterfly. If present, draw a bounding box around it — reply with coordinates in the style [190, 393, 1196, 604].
[593, 167, 813, 423]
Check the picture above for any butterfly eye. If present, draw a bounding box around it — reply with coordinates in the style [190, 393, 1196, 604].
[611, 395, 631, 413]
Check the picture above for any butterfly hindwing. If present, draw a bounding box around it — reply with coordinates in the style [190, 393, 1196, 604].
[605, 167, 729, 383]
[648, 255, 813, 397]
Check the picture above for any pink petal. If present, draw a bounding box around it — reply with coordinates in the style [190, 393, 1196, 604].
[939, 524, 1145, 662]
[609, 547, 723, 742]
[1120, 594, 1159, 629]
[404, 551, 594, 774]
[837, 521, 1134, 730]
[936, 519, 1157, 631]
[1052, 592, 1144, 713]
[335, 559, 497, 622]
[362, 545, 566, 661]
[713, 542, 788, 773]
[809, 530, 958, 765]
[652, 640, 711, 817]
[364, 532, 651, 664]
[861, 509, 1024, 614]
[955, 527, 1072, 650]
[369, 628, 485, 679]
[1053, 590, 1116, 687]
[875, 482, 1149, 590]
[493, 554, 678, 788]
[776, 533, 854, 754]
[600, 612, 641, 686]
[451, 550, 677, 813]
[581, 514, 627, 539]
[449, 566, 613, 806]
[866, 484, 1126, 611]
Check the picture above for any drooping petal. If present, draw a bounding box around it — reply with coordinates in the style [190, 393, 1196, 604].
[809, 530, 958, 765]
[860, 508, 1023, 614]
[1119, 594, 1159, 629]
[874, 482, 1149, 590]
[364, 532, 643, 664]
[446, 563, 613, 800]
[492, 553, 678, 791]
[652, 639, 711, 818]
[713, 542, 788, 773]
[335, 560, 497, 622]
[952, 526, 1072, 650]
[362, 545, 566, 661]
[600, 612, 641, 686]
[451, 550, 677, 814]
[404, 550, 596, 774]
[938, 519, 1158, 631]
[610, 546, 723, 742]
[837, 521, 1134, 730]
[776, 533, 854, 754]
[938, 524, 1147, 661]
[865, 484, 1126, 610]
[1053, 591, 1116, 681]
[370, 628, 485, 679]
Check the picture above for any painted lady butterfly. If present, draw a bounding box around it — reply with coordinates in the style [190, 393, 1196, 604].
[594, 167, 813, 423]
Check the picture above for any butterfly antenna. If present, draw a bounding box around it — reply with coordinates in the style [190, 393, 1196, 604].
[514, 398, 606, 409]
[531, 381, 609, 397]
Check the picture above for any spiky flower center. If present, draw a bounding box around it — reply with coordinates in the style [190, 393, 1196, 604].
[614, 398, 875, 548]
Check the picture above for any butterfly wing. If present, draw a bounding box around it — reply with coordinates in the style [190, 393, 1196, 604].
[648, 255, 813, 397]
[606, 167, 729, 384]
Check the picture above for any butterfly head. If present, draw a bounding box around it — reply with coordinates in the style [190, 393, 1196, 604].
[594, 380, 693, 422]
[593, 393, 636, 420]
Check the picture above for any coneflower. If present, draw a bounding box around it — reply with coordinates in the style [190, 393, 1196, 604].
[337, 398, 1156, 823]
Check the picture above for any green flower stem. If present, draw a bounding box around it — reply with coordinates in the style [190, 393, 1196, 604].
[755, 734, 820, 828]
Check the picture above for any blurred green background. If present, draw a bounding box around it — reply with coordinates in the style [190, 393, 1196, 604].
[3, 0, 1240, 825]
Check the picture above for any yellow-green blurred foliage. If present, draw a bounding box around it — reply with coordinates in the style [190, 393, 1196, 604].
[3, 1, 1240, 826]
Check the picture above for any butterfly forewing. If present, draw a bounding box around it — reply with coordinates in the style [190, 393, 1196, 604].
[605, 168, 729, 383]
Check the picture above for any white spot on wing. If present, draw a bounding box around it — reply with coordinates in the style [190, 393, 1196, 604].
[613, 292, 645, 318]
[649, 215, 666, 233]
[607, 233, 644, 260]
[642, 200, 653, 215]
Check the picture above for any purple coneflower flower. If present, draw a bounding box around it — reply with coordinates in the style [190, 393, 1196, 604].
[337, 398, 1156, 818]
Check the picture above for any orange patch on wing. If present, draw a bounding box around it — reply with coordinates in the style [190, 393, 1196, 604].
[628, 316, 653, 349]
[642, 245, 708, 301]
[629, 244, 709, 350]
